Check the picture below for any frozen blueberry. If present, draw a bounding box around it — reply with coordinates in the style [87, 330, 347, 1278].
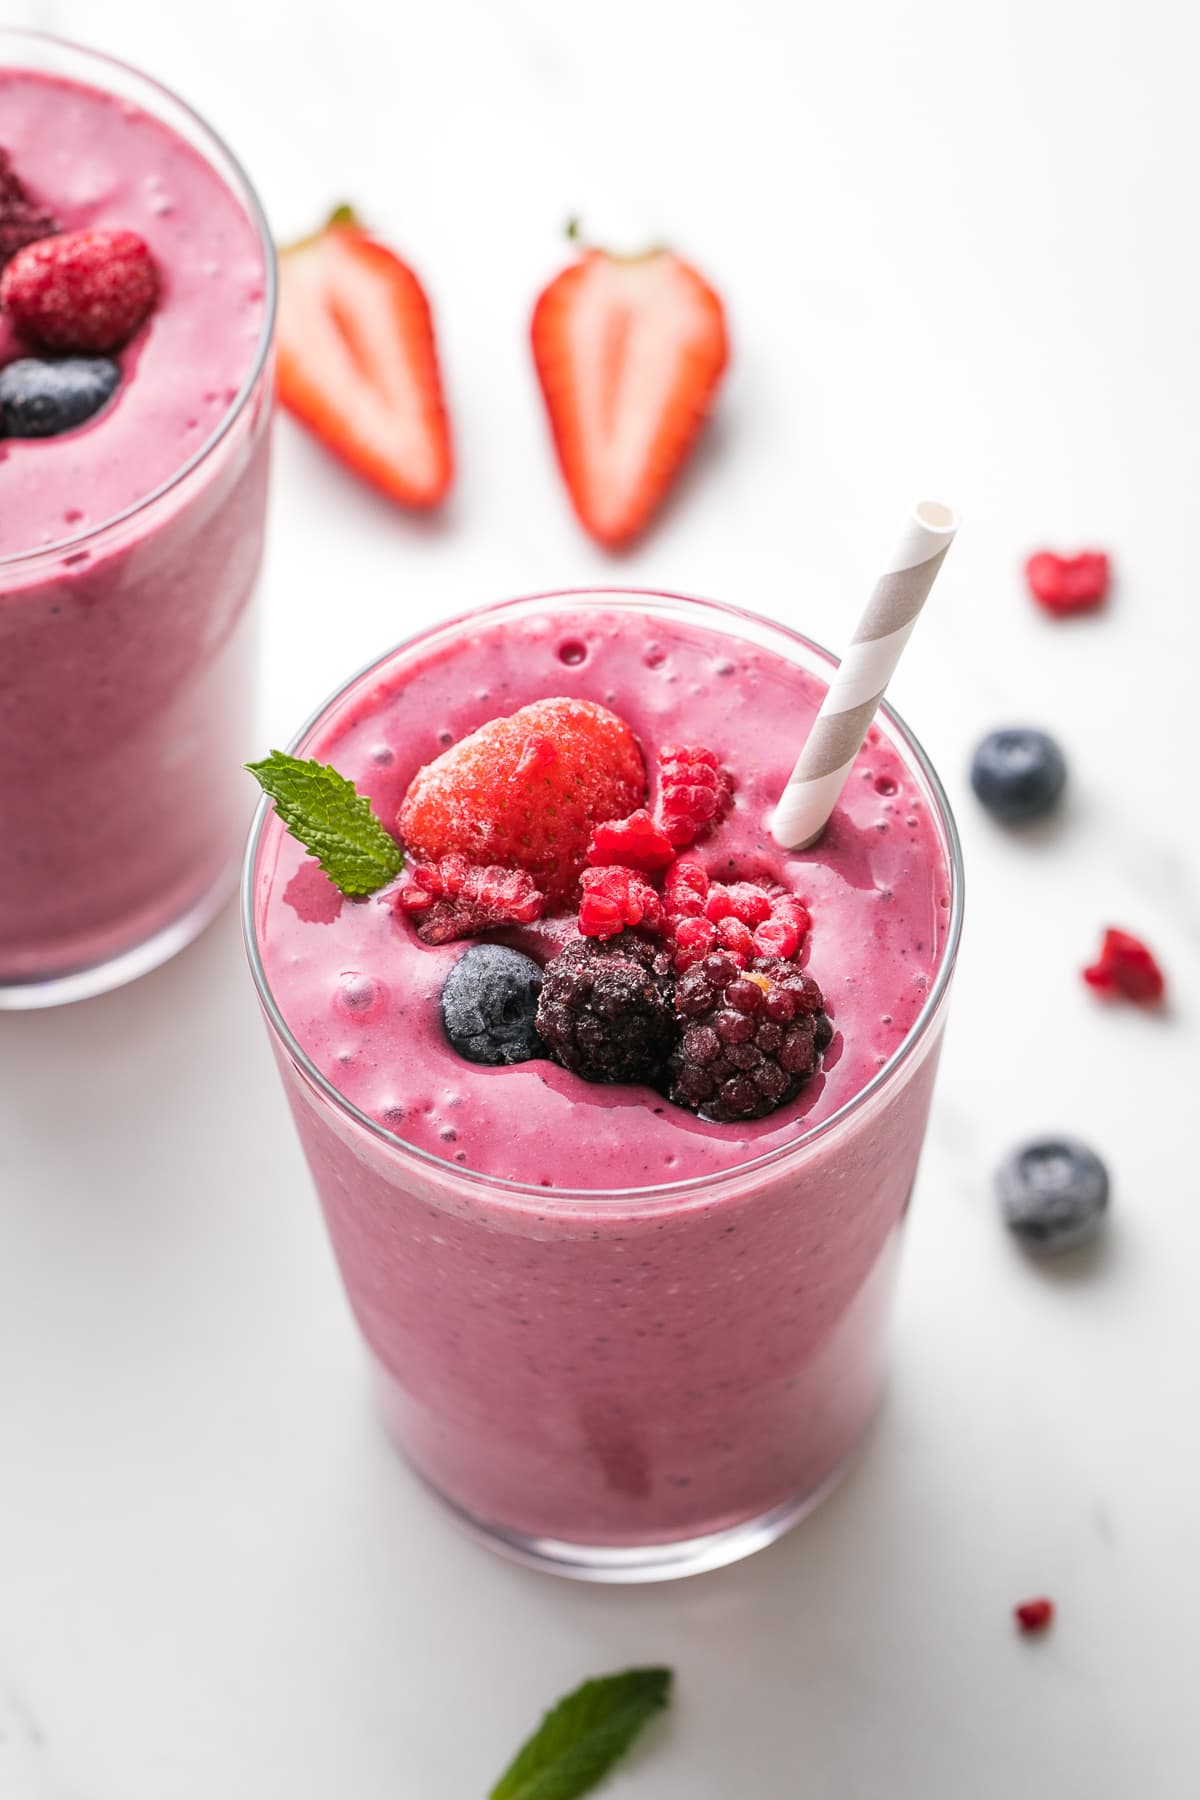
[0, 355, 121, 439]
[440, 944, 545, 1067]
[995, 1137, 1110, 1254]
[970, 728, 1067, 823]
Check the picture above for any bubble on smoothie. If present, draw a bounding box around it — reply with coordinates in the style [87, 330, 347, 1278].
[875, 774, 897, 796]
[370, 743, 395, 766]
[335, 972, 387, 1020]
[437, 729, 454, 746]
[643, 645, 667, 669]
[557, 638, 587, 665]
[714, 658, 736, 677]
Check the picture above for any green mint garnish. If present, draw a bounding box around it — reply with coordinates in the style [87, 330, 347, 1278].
[490, 1667, 673, 1800]
[246, 751, 403, 897]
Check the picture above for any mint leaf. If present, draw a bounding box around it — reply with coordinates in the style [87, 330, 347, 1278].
[246, 751, 403, 897]
[490, 1667, 672, 1800]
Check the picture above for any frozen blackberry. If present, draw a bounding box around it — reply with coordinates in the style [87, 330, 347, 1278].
[536, 936, 677, 1087]
[669, 953, 832, 1122]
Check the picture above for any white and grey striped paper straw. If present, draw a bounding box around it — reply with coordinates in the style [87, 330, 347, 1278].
[771, 501, 958, 851]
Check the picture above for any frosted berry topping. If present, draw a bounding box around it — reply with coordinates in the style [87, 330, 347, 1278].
[578, 866, 664, 940]
[656, 742, 733, 846]
[670, 953, 831, 1121]
[396, 856, 544, 944]
[398, 698, 645, 904]
[1025, 550, 1110, 617]
[0, 148, 58, 270]
[536, 936, 676, 1087]
[1082, 927, 1165, 1005]
[0, 227, 160, 353]
[440, 945, 544, 1066]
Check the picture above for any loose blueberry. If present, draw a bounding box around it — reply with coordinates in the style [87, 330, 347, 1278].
[970, 728, 1067, 824]
[0, 355, 121, 439]
[440, 944, 545, 1067]
[995, 1137, 1110, 1254]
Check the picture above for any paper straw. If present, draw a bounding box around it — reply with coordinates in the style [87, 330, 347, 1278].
[771, 501, 958, 851]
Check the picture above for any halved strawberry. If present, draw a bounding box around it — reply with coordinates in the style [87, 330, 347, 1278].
[531, 227, 729, 547]
[277, 205, 452, 508]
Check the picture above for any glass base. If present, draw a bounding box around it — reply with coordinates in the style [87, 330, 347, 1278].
[413, 1459, 851, 1584]
[0, 857, 238, 1010]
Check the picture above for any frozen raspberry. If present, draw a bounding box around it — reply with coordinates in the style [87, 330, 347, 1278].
[669, 954, 832, 1122]
[399, 699, 645, 905]
[663, 859, 709, 918]
[0, 149, 58, 270]
[1025, 550, 1110, 617]
[578, 866, 664, 940]
[395, 855, 545, 945]
[1083, 927, 1165, 1005]
[587, 808, 676, 874]
[656, 743, 734, 846]
[1014, 1598, 1055, 1635]
[536, 936, 677, 1086]
[704, 882, 773, 926]
[1, 227, 159, 352]
[671, 915, 717, 971]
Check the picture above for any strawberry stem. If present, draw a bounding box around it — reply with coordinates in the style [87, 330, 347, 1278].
[563, 215, 668, 263]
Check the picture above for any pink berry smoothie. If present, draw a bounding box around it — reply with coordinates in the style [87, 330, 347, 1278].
[248, 591, 962, 1576]
[0, 41, 274, 1003]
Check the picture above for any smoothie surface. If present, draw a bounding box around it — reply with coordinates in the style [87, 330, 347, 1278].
[255, 605, 954, 1191]
[0, 68, 266, 559]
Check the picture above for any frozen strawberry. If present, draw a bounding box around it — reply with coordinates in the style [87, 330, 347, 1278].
[657, 743, 733, 846]
[0, 148, 58, 270]
[395, 856, 544, 945]
[578, 865, 663, 940]
[1, 228, 158, 351]
[278, 205, 452, 509]
[1025, 550, 1110, 616]
[1083, 927, 1165, 1005]
[398, 698, 645, 905]
[531, 228, 729, 547]
[587, 809, 676, 875]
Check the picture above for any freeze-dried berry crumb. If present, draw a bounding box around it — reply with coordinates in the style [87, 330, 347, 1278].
[669, 954, 831, 1121]
[1025, 550, 1110, 616]
[578, 865, 663, 940]
[657, 743, 733, 846]
[587, 808, 676, 874]
[1014, 1598, 1055, 1634]
[398, 698, 645, 904]
[536, 936, 677, 1086]
[396, 855, 545, 944]
[1083, 927, 1165, 1005]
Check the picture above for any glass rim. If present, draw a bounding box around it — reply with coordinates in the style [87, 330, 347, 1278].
[0, 27, 277, 571]
[242, 586, 965, 1205]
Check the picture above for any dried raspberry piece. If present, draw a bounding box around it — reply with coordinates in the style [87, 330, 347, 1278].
[399, 698, 645, 905]
[578, 866, 663, 940]
[1, 227, 159, 352]
[663, 859, 709, 918]
[0, 150, 58, 271]
[1025, 550, 1110, 617]
[669, 953, 832, 1121]
[536, 935, 677, 1086]
[1083, 927, 1165, 1005]
[395, 856, 545, 944]
[1014, 1598, 1055, 1635]
[657, 743, 733, 846]
[587, 808, 676, 874]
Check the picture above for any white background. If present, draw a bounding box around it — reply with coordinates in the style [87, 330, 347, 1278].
[3, 1, 1199, 1795]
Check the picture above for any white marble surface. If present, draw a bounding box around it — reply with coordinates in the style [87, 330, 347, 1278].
[3, 1, 1199, 1794]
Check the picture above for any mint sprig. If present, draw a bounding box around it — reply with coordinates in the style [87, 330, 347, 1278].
[246, 751, 403, 897]
[490, 1667, 672, 1800]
